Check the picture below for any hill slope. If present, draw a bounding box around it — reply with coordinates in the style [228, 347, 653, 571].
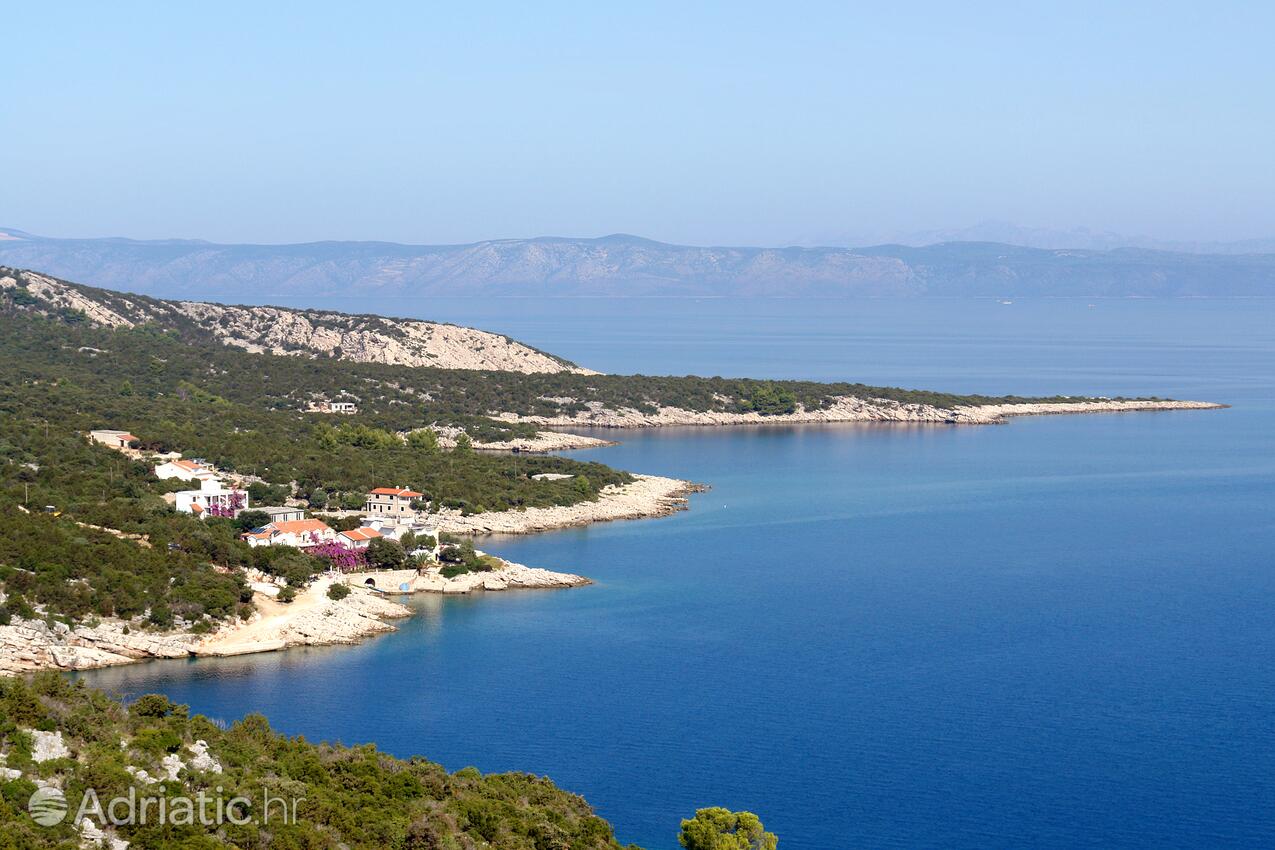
[3, 228, 1275, 297]
[0, 674, 643, 849]
[0, 266, 589, 374]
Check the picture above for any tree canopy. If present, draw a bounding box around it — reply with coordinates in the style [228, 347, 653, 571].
[679, 808, 778, 850]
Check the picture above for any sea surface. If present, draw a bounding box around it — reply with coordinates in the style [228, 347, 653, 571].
[78, 298, 1275, 849]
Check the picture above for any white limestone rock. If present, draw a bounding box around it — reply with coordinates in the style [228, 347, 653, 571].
[159, 753, 184, 782]
[187, 740, 222, 774]
[31, 730, 70, 763]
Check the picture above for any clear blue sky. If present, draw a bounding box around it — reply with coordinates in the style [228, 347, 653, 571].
[3, 1, 1272, 246]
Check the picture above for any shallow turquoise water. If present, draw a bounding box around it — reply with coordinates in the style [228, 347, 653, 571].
[78, 298, 1275, 848]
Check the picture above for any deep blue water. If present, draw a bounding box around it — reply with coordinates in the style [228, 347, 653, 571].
[78, 298, 1275, 849]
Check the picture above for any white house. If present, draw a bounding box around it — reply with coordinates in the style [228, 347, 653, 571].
[255, 505, 308, 524]
[175, 478, 249, 517]
[241, 519, 336, 549]
[306, 400, 358, 414]
[89, 429, 139, 449]
[360, 516, 438, 545]
[154, 459, 217, 482]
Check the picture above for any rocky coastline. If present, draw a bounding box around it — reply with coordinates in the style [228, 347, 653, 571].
[434, 473, 704, 534]
[433, 427, 615, 453]
[345, 559, 591, 594]
[500, 396, 1224, 430]
[1, 559, 594, 674]
[0, 577, 412, 674]
[1, 398, 1219, 675]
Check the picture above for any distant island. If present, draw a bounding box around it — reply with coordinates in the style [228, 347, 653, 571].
[4, 228, 1275, 299]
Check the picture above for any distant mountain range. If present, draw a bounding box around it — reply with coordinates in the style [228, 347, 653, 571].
[3, 227, 1274, 299]
[803, 220, 1275, 255]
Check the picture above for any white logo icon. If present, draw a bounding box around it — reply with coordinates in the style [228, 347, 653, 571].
[28, 787, 68, 826]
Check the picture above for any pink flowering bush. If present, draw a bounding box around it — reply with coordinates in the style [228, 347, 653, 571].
[309, 540, 365, 571]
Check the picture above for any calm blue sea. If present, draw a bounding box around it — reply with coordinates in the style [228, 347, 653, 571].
[78, 298, 1275, 849]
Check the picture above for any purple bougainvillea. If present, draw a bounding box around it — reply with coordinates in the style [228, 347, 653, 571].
[205, 491, 246, 518]
[309, 541, 366, 571]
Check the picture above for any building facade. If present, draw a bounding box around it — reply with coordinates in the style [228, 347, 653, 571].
[255, 505, 308, 524]
[241, 518, 336, 548]
[175, 477, 249, 517]
[89, 429, 138, 449]
[154, 459, 217, 482]
[364, 487, 424, 518]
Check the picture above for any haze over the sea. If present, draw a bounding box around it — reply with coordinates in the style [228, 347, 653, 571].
[4, 2, 1275, 250]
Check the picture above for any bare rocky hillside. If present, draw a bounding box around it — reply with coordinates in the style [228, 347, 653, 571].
[0, 267, 591, 373]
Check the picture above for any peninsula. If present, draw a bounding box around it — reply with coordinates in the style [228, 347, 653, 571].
[0, 265, 1222, 676]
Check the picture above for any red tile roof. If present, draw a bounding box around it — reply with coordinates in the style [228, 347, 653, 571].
[270, 519, 333, 535]
[340, 527, 383, 542]
[368, 487, 423, 498]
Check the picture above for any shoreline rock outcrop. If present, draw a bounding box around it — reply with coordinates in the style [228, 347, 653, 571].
[500, 397, 1225, 430]
[345, 560, 591, 594]
[435, 474, 705, 534]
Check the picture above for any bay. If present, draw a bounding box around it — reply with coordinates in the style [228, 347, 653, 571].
[79, 297, 1275, 849]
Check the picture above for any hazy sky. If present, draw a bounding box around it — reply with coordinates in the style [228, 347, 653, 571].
[3, 2, 1272, 246]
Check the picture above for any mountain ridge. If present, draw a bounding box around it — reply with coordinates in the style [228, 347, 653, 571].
[0, 266, 590, 374]
[3, 228, 1275, 298]
[802, 220, 1275, 254]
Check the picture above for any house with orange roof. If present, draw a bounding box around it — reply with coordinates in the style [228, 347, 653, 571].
[89, 429, 139, 450]
[338, 526, 383, 550]
[241, 518, 337, 549]
[364, 486, 424, 518]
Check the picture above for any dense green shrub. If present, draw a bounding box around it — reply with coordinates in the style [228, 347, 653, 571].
[0, 674, 643, 849]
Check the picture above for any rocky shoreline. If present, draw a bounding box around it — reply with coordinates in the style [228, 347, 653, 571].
[952, 399, 1225, 422]
[345, 560, 591, 593]
[0, 578, 413, 674]
[435, 428, 615, 453]
[434, 473, 705, 534]
[195, 576, 413, 659]
[501, 396, 1224, 429]
[0, 475, 696, 673]
[1, 558, 595, 674]
[2, 398, 1218, 675]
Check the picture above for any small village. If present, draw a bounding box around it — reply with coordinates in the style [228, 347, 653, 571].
[85, 428, 502, 592]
